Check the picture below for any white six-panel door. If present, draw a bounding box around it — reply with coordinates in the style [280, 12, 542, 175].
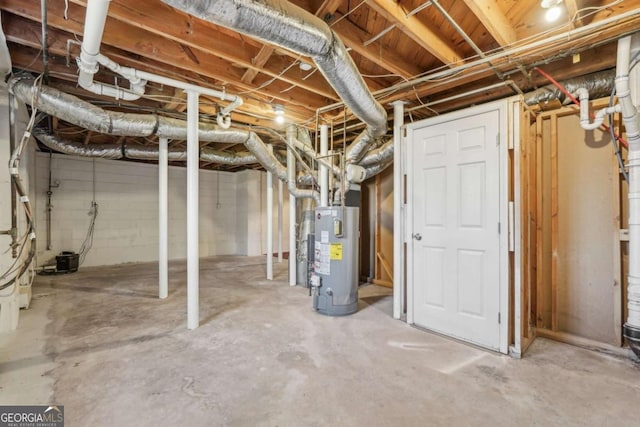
[408, 105, 503, 351]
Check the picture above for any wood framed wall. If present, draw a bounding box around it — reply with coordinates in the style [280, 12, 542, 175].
[524, 98, 627, 351]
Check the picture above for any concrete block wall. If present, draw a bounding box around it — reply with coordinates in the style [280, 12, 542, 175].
[33, 153, 291, 267]
[34, 154, 238, 267]
[235, 169, 291, 257]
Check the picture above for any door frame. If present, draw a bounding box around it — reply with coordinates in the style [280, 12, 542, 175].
[404, 99, 512, 354]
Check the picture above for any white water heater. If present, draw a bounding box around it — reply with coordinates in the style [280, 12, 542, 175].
[311, 206, 359, 316]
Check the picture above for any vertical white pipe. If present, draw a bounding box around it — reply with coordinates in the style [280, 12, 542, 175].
[77, 0, 111, 89]
[186, 90, 199, 330]
[159, 137, 169, 299]
[320, 124, 329, 207]
[278, 179, 283, 263]
[392, 101, 405, 320]
[266, 156, 274, 280]
[289, 193, 296, 286]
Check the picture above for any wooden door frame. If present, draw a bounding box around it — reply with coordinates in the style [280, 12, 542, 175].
[404, 98, 515, 355]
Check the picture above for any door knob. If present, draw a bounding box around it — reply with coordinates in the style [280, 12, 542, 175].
[412, 233, 422, 241]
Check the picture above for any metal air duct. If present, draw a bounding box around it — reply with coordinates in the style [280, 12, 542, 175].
[161, 0, 388, 163]
[10, 76, 285, 180]
[524, 69, 615, 106]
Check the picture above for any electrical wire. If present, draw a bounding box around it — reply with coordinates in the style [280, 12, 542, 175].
[78, 160, 98, 266]
[609, 87, 629, 182]
[0, 76, 41, 290]
[329, 0, 368, 27]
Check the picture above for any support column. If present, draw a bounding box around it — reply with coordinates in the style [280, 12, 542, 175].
[289, 193, 296, 286]
[392, 101, 406, 320]
[278, 179, 283, 263]
[320, 124, 329, 207]
[159, 137, 168, 299]
[266, 156, 274, 280]
[186, 90, 199, 330]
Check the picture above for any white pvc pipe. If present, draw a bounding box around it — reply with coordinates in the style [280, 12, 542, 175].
[278, 179, 283, 263]
[392, 100, 405, 320]
[77, 0, 143, 101]
[96, 55, 242, 127]
[289, 193, 296, 287]
[617, 36, 640, 341]
[159, 137, 168, 299]
[77, 0, 110, 90]
[575, 88, 621, 131]
[186, 90, 200, 330]
[320, 124, 329, 207]
[266, 162, 274, 280]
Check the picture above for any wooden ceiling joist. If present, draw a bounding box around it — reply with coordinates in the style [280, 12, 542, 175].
[366, 0, 464, 66]
[460, 0, 517, 47]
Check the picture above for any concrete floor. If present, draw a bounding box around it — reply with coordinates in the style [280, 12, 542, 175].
[2, 256, 640, 426]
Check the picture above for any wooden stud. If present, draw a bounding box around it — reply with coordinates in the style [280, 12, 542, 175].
[535, 116, 544, 328]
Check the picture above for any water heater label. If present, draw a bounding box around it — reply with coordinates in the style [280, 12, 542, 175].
[315, 241, 331, 275]
[330, 243, 343, 260]
[321, 230, 329, 243]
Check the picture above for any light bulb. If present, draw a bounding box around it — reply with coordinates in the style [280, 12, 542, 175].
[545, 5, 562, 22]
[275, 114, 285, 124]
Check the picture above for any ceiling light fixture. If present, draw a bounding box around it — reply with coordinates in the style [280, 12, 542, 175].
[274, 104, 285, 124]
[541, 0, 563, 22]
[545, 6, 562, 22]
[299, 61, 313, 71]
[540, 0, 562, 8]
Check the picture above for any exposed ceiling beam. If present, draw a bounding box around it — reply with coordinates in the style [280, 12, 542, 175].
[2, 0, 338, 104]
[242, 46, 276, 84]
[460, 0, 517, 46]
[315, 0, 343, 21]
[2, 10, 329, 118]
[564, 0, 583, 27]
[366, 0, 463, 66]
[331, 17, 421, 79]
[67, 0, 337, 99]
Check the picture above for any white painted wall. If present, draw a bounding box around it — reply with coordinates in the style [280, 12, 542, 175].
[235, 169, 291, 257]
[33, 153, 290, 266]
[0, 83, 36, 330]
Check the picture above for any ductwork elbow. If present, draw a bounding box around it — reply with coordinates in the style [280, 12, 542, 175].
[162, 0, 387, 163]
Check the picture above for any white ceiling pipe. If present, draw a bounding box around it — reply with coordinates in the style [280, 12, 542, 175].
[96, 53, 243, 128]
[618, 34, 640, 358]
[76, 0, 145, 101]
[292, 137, 341, 177]
[575, 87, 621, 131]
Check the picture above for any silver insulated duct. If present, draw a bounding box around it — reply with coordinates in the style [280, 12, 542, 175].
[525, 69, 615, 106]
[32, 128, 262, 165]
[10, 76, 286, 180]
[161, 0, 388, 163]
